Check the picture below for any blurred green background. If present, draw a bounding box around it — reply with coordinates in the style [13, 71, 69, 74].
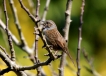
[0, 0, 106, 76]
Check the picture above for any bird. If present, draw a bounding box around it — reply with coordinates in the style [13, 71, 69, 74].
[41, 20, 75, 66]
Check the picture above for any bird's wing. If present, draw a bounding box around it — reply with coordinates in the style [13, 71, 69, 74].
[56, 36, 67, 52]
[55, 32, 67, 51]
[56, 34, 76, 67]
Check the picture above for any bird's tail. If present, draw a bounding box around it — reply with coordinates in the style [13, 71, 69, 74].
[64, 48, 76, 67]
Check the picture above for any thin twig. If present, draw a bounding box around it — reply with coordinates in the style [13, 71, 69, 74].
[41, 0, 51, 21]
[0, 19, 33, 55]
[9, 0, 28, 50]
[1, 0, 33, 55]
[18, 56, 60, 71]
[82, 49, 101, 76]
[0, 27, 9, 50]
[0, 68, 27, 76]
[0, 47, 12, 67]
[3, 0, 15, 61]
[34, 27, 42, 76]
[35, 0, 40, 20]
[0, 45, 10, 59]
[0, 49, 27, 75]
[34, 0, 45, 76]
[8, 0, 34, 58]
[76, 0, 85, 76]
[18, 0, 38, 23]
[0, 20, 19, 45]
[2, 1, 27, 75]
[32, 0, 40, 51]
[59, 0, 73, 76]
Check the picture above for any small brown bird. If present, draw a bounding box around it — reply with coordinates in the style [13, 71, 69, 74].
[42, 20, 75, 65]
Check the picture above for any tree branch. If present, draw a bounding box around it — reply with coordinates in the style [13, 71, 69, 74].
[0, 45, 10, 58]
[18, 0, 39, 23]
[0, 19, 33, 55]
[59, 0, 73, 76]
[3, 0, 15, 61]
[76, 0, 85, 76]
[9, 0, 28, 50]
[41, 0, 51, 21]
[82, 49, 101, 76]
[0, 44, 60, 75]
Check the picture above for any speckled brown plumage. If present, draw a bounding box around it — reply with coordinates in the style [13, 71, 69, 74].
[42, 20, 75, 65]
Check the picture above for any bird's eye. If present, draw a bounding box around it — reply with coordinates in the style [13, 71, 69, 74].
[45, 25, 49, 28]
[45, 22, 50, 28]
[46, 22, 49, 26]
[46, 22, 48, 24]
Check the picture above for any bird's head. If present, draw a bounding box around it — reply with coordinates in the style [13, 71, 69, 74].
[41, 20, 57, 32]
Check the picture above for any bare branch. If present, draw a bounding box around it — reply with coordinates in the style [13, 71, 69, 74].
[3, 0, 9, 28]
[8, 0, 38, 64]
[0, 19, 33, 55]
[0, 19, 19, 46]
[18, 55, 60, 71]
[0, 45, 10, 58]
[0, 68, 27, 76]
[0, 42, 26, 76]
[76, 0, 85, 76]
[59, 0, 73, 76]
[82, 49, 101, 76]
[9, 0, 28, 50]
[18, 0, 39, 23]
[64, 0, 73, 40]
[34, 1, 41, 72]
[8, 0, 38, 68]
[0, 49, 59, 75]
[0, 49, 12, 67]
[1, 4, 33, 60]
[3, 0, 15, 61]
[0, 68, 10, 75]
[31, 0, 40, 50]
[35, 0, 40, 19]
[41, 0, 51, 21]
[0, 45, 44, 75]
[33, 0, 46, 76]
[34, 27, 42, 76]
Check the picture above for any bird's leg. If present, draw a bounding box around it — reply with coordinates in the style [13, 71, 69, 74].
[54, 50, 62, 58]
[42, 43, 46, 48]
[48, 45, 53, 50]
[42, 44, 53, 49]
[44, 45, 53, 56]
